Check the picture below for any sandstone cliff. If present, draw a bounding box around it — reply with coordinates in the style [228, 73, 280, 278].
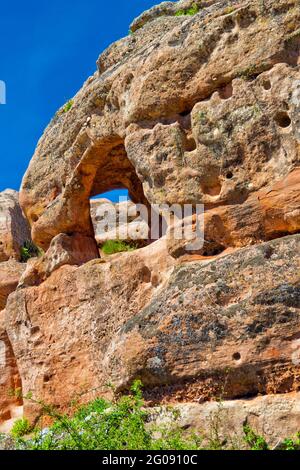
[0, 0, 300, 442]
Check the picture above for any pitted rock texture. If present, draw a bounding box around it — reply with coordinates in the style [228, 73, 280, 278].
[151, 392, 300, 449]
[0, 261, 26, 310]
[167, 167, 300, 257]
[1, 0, 300, 433]
[0, 190, 31, 262]
[0, 311, 22, 424]
[5, 239, 175, 422]
[20, 0, 300, 249]
[4, 235, 300, 421]
[18, 232, 99, 288]
[102, 235, 300, 401]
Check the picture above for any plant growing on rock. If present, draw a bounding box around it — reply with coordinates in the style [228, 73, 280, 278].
[175, 2, 201, 17]
[11, 418, 32, 438]
[20, 240, 42, 262]
[7, 384, 300, 451]
[101, 239, 137, 255]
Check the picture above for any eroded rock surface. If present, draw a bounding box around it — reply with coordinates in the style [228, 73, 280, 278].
[1, 0, 300, 437]
[0, 311, 22, 424]
[151, 392, 300, 448]
[5, 235, 300, 421]
[0, 261, 26, 310]
[20, 0, 300, 249]
[0, 190, 31, 262]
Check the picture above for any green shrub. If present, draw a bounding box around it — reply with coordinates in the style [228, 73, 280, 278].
[175, 4, 200, 16]
[63, 99, 74, 113]
[9, 385, 300, 451]
[20, 240, 42, 262]
[18, 381, 202, 450]
[101, 240, 137, 255]
[11, 418, 32, 438]
[243, 425, 269, 450]
[55, 99, 74, 118]
[282, 432, 300, 450]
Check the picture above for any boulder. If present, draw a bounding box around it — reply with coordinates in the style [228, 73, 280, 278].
[90, 199, 149, 247]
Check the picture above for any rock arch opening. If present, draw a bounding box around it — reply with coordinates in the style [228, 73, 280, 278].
[88, 142, 153, 252]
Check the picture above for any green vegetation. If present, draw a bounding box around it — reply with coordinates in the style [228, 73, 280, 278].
[243, 425, 269, 450]
[20, 240, 42, 262]
[11, 418, 32, 439]
[101, 239, 137, 255]
[282, 433, 300, 450]
[8, 382, 300, 450]
[175, 4, 200, 17]
[63, 99, 74, 113]
[55, 99, 74, 118]
[14, 382, 201, 450]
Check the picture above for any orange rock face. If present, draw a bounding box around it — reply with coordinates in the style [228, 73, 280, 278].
[4, 235, 300, 422]
[19, 0, 300, 249]
[0, 311, 22, 424]
[0, 0, 300, 440]
[0, 190, 31, 262]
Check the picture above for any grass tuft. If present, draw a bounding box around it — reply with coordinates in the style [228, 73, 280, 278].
[101, 240, 137, 255]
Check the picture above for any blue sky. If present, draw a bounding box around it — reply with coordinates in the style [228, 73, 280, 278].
[0, 0, 165, 200]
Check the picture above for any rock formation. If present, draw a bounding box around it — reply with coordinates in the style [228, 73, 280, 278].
[0, 190, 31, 262]
[0, 191, 28, 429]
[0, 0, 300, 442]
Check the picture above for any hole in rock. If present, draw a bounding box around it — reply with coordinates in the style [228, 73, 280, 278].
[88, 142, 157, 252]
[201, 243, 225, 257]
[179, 109, 191, 117]
[201, 181, 222, 196]
[184, 136, 197, 152]
[262, 79, 271, 91]
[274, 112, 291, 128]
[218, 83, 233, 100]
[232, 352, 241, 361]
[237, 11, 257, 29]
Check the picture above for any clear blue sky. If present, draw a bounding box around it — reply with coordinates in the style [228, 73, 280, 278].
[0, 0, 164, 200]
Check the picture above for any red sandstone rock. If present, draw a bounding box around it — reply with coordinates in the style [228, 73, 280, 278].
[0, 190, 31, 262]
[0, 0, 300, 436]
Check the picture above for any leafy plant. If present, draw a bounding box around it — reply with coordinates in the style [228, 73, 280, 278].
[282, 432, 300, 450]
[63, 99, 74, 113]
[101, 239, 137, 255]
[11, 418, 32, 438]
[16, 381, 202, 450]
[20, 240, 42, 262]
[243, 424, 269, 450]
[175, 3, 200, 17]
[6, 385, 300, 451]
